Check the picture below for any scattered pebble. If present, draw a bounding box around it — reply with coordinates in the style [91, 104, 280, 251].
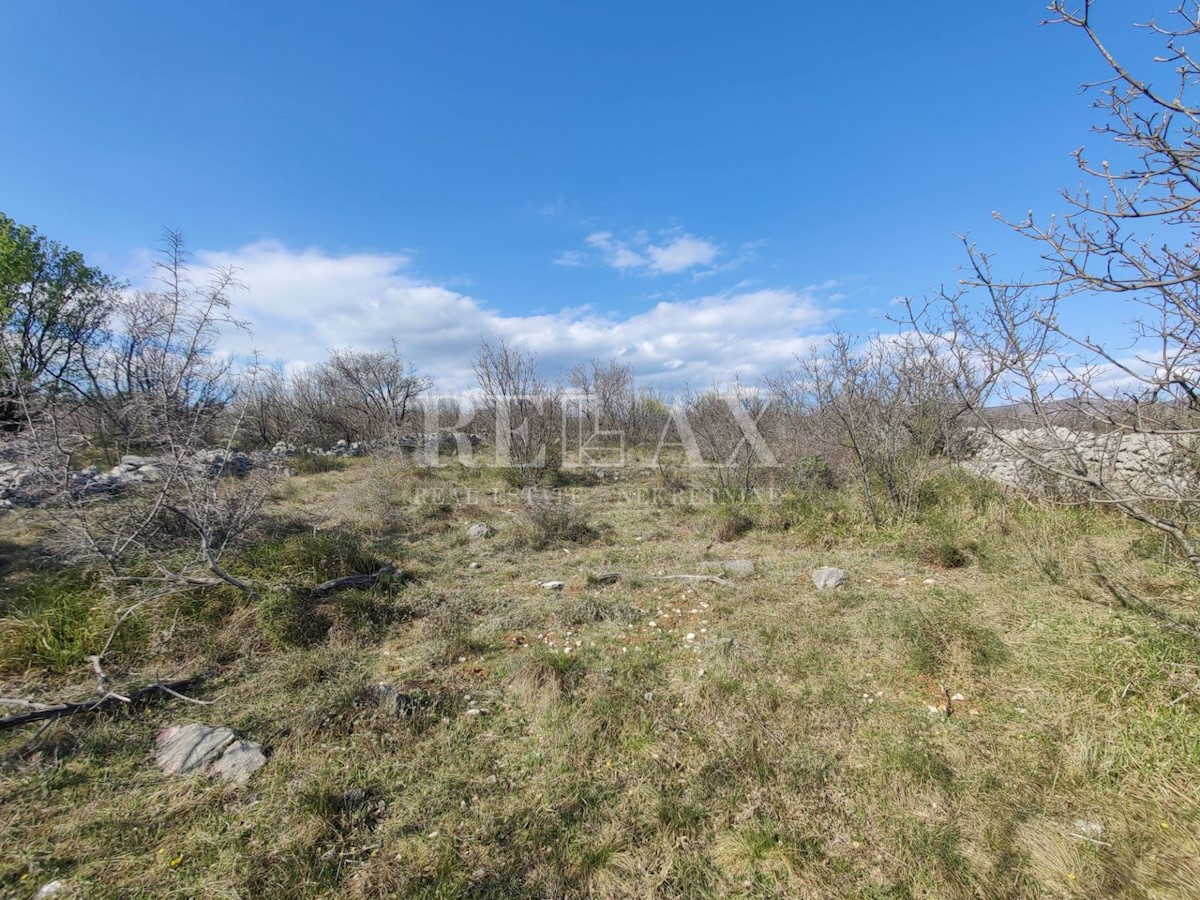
[1072, 819, 1105, 838]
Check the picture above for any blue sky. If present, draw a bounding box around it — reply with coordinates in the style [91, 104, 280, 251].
[1, 1, 1144, 388]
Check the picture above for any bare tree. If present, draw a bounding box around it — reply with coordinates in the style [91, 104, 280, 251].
[473, 338, 560, 480]
[71, 230, 246, 459]
[46, 231, 277, 605]
[241, 363, 295, 449]
[904, 1, 1200, 587]
[569, 358, 637, 431]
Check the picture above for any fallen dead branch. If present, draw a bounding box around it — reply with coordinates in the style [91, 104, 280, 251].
[312, 563, 398, 596]
[0, 675, 208, 732]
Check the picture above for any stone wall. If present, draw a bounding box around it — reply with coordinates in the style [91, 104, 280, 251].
[962, 427, 1194, 497]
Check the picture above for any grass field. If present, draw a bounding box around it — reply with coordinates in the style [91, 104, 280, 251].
[2, 458, 1199, 898]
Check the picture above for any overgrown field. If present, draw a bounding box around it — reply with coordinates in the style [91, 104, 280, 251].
[2, 459, 1199, 898]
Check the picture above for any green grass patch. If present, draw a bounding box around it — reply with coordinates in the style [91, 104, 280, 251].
[0, 572, 145, 674]
[291, 453, 349, 476]
[895, 591, 1009, 678]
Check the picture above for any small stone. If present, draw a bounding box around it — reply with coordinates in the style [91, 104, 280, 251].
[811, 567, 849, 590]
[951, 692, 965, 702]
[541, 581, 565, 591]
[467, 523, 491, 541]
[469, 561, 481, 570]
[35, 881, 67, 898]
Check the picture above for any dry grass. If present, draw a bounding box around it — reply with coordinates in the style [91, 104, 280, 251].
[2, 461, 1200, 897]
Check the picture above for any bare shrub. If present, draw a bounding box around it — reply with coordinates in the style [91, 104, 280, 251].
[903, 2, 1200, 605]
[516, 494, 598, 549]
[43, 232, 282, 610]
[290, 341, 430, 448]
[767, 332, 966, 526]
[681, 380, 777, 496]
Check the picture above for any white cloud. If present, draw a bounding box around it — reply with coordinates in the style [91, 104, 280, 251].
[565, 229, 720, 275]
[646, 235, 718, 273]
[191, 240, 840, 392]
[552, 249, 586, 268]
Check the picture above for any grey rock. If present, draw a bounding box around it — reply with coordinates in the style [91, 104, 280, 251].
[810, 566, 849, 590]
[155, 723, 236, 775]
[699, 559, 755, 576]
[34, 881, 67, 898]
[200, 449, 253, 478]
[467, 522, 491, 541]
[541, 581, 565, 591]
[120, 454, 149, 467]
[155, 723, 267, 783]
[370, 682, 435, 718]
[205, 739, 267, 784]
